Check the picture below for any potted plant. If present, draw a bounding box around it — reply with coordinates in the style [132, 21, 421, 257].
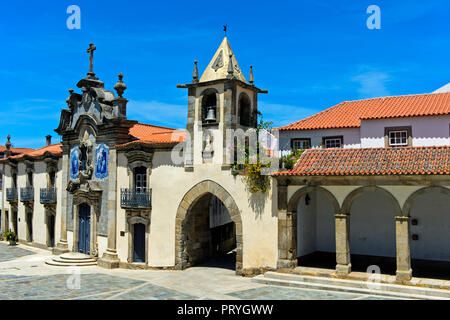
[5, 231, 17, 246]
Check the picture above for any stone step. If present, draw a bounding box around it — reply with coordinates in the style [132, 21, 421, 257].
[59, 252, 93, 261]
[45, 260, 97, 267]
[50, 257, 97, 264]
[45, 253, 98, 267]
[253, 272, 450, 300]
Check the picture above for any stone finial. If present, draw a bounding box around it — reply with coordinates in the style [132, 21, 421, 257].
[249, 65, 254, 85]
[114, 73, 127, 98]
[5, 135, 11, 149]
[5, 135, 12, 157]
[227, 54, 234, 79]
[192, 60, 199, 83]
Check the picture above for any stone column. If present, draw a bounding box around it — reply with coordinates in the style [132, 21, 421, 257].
[395, 216, 412, 282]
[335, 213, 351, 275]
[277, 182, 297, 269]
[98, 148, 120, 268]
[53, 153, 69, 254]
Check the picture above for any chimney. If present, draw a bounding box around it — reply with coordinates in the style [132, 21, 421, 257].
[46, 135, 52, 146]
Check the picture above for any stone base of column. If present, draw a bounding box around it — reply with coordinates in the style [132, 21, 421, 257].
[396, 269, 412, 282]
[52, 241, 69, 255]
[336, 263, 351, 276]
[97, 250, 120, 269]
[277, 259, 297, 269]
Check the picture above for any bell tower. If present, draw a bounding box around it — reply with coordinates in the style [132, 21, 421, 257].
[177, 37, 268, 171]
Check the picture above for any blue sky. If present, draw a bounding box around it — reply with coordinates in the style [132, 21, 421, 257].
[0, 0, 449, 149]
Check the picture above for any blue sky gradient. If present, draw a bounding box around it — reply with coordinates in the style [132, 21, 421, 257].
[1, 0, 449, 148]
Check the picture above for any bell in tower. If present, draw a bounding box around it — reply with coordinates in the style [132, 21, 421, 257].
[177, 36, 268, 171]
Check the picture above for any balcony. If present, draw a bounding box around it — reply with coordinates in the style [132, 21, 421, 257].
[20, 187, 34, 202]
[40, 188, 57, 204]
[120, 189, 152, 209]
[6, 188, 18, 202]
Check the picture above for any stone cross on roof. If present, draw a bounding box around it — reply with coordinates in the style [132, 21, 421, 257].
[86, 43, 96, 79]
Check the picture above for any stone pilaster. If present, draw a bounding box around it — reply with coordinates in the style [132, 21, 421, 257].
[335, 213, 351, 275]
[277, 182, 297, 269]
[98, 148, 120, 268]
[395, 215, 412, 282]
[53, 153, 69, 255]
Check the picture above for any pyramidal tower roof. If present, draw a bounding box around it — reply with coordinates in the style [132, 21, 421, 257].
[199, 37, 247, 83]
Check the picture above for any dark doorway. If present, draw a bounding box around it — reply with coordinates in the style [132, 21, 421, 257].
[26, 211, 33, 242]
[78, 203, 91, 254]
[12, 210, 18, 235]
[49, 214, 55, 247]
[184, 193, 236, 270]
[133, 223, 146, 263]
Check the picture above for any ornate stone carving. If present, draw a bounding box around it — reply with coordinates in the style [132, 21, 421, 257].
[211, 50, 224, 71]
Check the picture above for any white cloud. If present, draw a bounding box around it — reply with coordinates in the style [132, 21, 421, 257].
[351, 69, 391, 98]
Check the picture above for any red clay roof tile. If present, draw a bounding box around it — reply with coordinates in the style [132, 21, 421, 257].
[275, 146, 450, 176]
[275, 92, 450, 131]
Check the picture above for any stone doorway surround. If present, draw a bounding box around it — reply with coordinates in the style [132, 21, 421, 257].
[175, 180, 243, 275]
[126, 211, 151, 266]
[72, 190, 101, 257]
[44, 206, 56, 248]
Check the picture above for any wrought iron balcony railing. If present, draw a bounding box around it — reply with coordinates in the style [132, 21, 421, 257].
[120, 189, 152, 209]
[20, 187, 34, 202]
[40, 188, 57, 204]
[6, 188, 18, 201]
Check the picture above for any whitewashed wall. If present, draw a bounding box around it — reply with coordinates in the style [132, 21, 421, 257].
[296, 189, 335, 257]
[360, 115, 450, 148]
[278, 128, 361, 153]
[410, 190, 450, 261]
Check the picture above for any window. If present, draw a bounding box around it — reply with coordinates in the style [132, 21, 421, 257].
[384, 126, 412, 147]
[389, 130, 408, 147]
[0, 173, 2, 190]
[49, 171, 56, 188]
[27, 172, 33, 186]
[323, 136, 343, 149]
[134, 167, 147, 193]
[291, 138, 311, 151]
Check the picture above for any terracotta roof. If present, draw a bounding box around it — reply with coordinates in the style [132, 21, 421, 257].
[276, 92, 450, 131]
[5, 144, 62, 161]
[275, 146, 450, 176]
[114, 123, 186, 149]
[129, 123, 182, 140]
[0, 145, 34, 154]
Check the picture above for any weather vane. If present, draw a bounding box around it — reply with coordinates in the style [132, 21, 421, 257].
[223, 25, 228, 36]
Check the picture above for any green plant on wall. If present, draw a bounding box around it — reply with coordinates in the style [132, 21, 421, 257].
[241, 111, 273, 194]
[280, 148, 305, 170]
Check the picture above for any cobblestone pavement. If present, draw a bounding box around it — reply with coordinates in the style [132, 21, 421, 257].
[0, 242, 406, 300]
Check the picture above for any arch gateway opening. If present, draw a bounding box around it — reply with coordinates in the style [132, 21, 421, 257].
[184, 193, 236, 269]
[175, 181, 243, 274]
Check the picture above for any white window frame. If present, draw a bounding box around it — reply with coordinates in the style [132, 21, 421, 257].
[388, 130, 408, 147]
[324, 138, 342, 149]
[292, 139, 311, 151]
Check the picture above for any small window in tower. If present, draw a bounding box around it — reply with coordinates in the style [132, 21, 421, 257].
[202, 92, 217, 124]
[239, 94, 251, 127]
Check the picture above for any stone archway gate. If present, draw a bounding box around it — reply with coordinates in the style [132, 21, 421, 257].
[175, 180, 243, 274]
